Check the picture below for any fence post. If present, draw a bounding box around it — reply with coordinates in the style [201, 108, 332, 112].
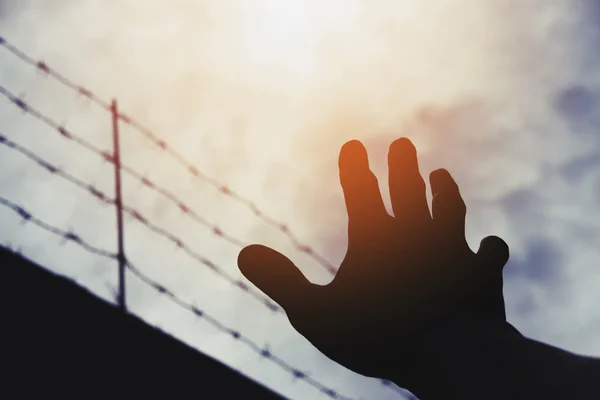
[111, 99, 126, 313]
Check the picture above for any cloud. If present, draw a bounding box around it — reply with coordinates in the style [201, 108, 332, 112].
[559, 152, 600, 183]
[0, 1, 16, 19]
[498, 188, 541, 218]
[553, 84, 600, 133]
[504, 236, 565, 285]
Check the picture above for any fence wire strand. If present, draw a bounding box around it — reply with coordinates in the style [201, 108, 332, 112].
[0, 197, 118, 260]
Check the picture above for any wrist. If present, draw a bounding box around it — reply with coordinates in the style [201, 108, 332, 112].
[394, 313, 525, 399]
[395, 312, 597, 400]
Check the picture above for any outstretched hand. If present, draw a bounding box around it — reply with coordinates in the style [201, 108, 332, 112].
[237, 138, 510, 386]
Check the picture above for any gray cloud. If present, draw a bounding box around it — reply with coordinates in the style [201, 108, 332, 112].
[553, 84, 600, 135]
[504, 236, 565, 285]
[499, 188, 540, 216]
[559, 152, 600, 183]
[554, 85, 599, 122]
[582, 1, 600, 58]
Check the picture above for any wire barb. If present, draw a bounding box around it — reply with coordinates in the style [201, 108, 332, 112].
[0, 197, 117, 259]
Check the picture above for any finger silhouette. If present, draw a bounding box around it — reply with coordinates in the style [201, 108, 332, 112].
[430, 168, 467, 246]
[476, 235, 509, 274]
[388, 138, 431, 228]
[339, 140, 387, 234]
[474, 235, 510, 319]
[237, 244, 315, 315]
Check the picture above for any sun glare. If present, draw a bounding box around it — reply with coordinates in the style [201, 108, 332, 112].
[237, 0, 361, 86]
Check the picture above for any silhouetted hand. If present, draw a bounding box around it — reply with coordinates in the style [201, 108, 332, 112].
[237, 138, 510, 388]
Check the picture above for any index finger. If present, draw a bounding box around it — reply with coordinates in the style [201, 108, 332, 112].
[339, 140, 387, 232]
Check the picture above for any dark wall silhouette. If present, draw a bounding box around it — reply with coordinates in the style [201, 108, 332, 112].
[0, 246, 284, 398]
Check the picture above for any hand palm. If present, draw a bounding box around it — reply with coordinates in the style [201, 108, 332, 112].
[238, 138, 509, 383]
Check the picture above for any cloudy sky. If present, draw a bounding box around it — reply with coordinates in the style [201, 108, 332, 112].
[1, 1, 599, 399]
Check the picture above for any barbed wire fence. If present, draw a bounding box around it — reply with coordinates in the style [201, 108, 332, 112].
[0, 133, 282, 312]
[0, 36, 417, 400]
[0, 36, 338, 276]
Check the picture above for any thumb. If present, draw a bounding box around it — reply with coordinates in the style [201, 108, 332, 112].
[238, 244, 314, 314]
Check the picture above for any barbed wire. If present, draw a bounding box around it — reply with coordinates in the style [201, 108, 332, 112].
[0, 37, 111, 110]
[0, 197, 358, 400]
[0, 197, 118, 260]
[0, 86, 287, 312]
[0, 133, 281, 313]
[0, 84, 247, 248]
[0, 36, 338, 276]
